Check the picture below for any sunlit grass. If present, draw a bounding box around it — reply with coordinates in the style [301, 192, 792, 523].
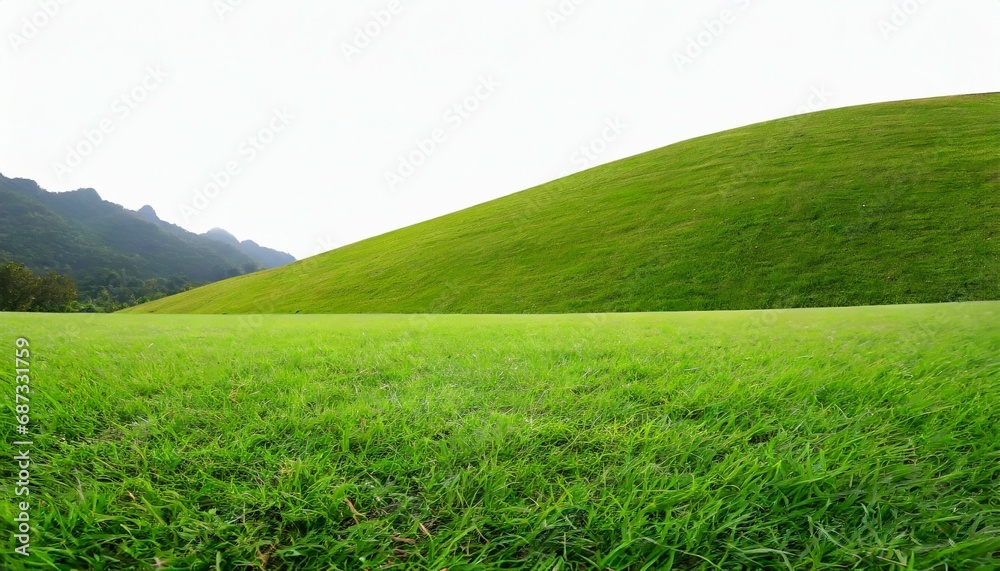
[129, 94, 999, 315]
[1, 302, 997, 569]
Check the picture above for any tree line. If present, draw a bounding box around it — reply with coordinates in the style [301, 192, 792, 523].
[0, 260, 204, 313]
[0, 261, 77, 312]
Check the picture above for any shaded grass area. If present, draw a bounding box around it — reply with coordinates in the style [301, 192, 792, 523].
[129, 94, 1000, 315]
[1, 302, 998, 569]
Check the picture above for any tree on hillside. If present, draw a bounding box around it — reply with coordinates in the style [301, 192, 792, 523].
[34, 271, 77, 312]
[0, 261, 39, 311]
[0, 261, 78, 312]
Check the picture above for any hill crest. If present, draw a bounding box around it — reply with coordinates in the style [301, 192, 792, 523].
[130, 94, 999, 314]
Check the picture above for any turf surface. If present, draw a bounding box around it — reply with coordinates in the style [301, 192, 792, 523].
[129, 94, 999, 315]
[2, 302, 997, 569]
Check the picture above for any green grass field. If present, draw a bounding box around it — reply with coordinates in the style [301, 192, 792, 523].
[2, 303, 997, 569]
[129, 94, 999, 315]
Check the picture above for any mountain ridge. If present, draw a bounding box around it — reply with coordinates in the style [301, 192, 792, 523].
[0, 174, 295, 303]
[140, 206, 296, 268]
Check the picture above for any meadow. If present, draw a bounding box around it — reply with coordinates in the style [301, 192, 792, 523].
[1, 302, 997, 569]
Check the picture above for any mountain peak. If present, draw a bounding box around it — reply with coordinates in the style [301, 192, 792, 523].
[204, 227, 240, 246]
[203, 228, 296, 268]
[70, 187, 102, 200]
[137, 205, 160, 223]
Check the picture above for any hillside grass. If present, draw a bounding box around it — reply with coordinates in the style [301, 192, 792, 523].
[129, 94, 999, 315]
[2, 302, 998, 569]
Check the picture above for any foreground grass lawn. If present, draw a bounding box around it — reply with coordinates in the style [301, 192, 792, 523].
[1, 303, 998, 569]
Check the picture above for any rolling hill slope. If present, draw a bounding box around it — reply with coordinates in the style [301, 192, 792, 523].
[130, 94, 999, 314]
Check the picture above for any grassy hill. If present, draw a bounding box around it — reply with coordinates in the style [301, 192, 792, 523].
[130, 94, 999, 314]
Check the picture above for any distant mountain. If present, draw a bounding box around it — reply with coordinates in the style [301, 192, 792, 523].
[137, 206, 295, 270]
[203, 227, 296, 269]
[136, 205, 161, 224]
[0, 173, 295, 301]
[204, 227, 241, 247]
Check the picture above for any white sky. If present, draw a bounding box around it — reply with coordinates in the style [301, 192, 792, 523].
[2, 1, 998, 260]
